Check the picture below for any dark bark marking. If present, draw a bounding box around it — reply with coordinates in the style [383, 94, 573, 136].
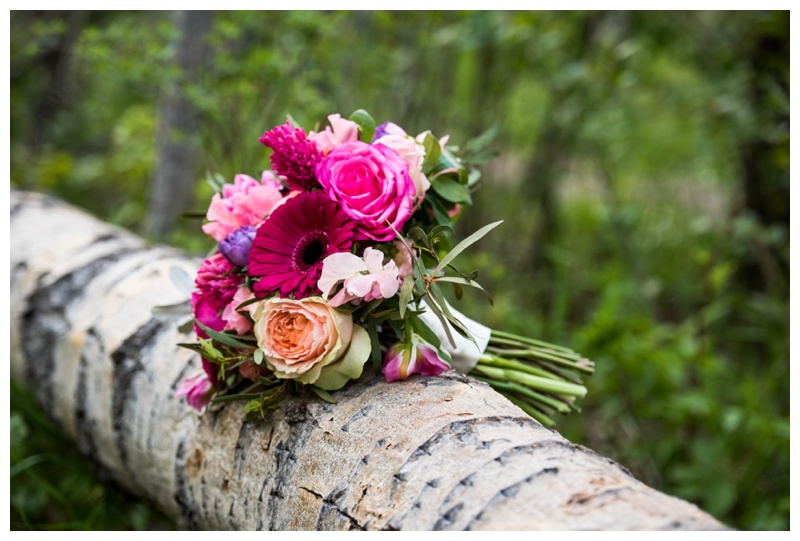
[426, 478, 440, 489]
[266, 419, 316, 531]
[316, 501, 367, 531]
[299, 486, 324, 499]
[433, 502, 464, 530]
[74, 326, 101, 465]
[21, 251, 129, 418]
[173, 440, 202, 530]
[110, 318, 165, 473]
[339, 405, 371, 433]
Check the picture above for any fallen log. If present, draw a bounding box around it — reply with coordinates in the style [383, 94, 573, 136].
[9, 190, 729, 530]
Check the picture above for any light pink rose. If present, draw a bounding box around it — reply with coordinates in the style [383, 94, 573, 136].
[308, 114, 360, 156]
[222, 286, 254, 335]
[248, 297, 371, 390]
[202, 171, 284, 241]
[315, 141, 416, 242]
[373, 133, 430, 197]
[318, 247, 401, 307]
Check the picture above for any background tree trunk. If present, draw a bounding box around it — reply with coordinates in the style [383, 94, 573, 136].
[147, 10, 214, 238]
[10, 190, 729, 531]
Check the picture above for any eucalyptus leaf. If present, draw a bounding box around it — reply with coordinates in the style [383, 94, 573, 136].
[194, 319, 255, 349]
[435, 276, 494, 305]
[434, 220, 503, 276]
[253, 348, 264, 365]
[399, 275, 415, 319]
[170, 266, 195, 298]
[152, 301, 192, 319]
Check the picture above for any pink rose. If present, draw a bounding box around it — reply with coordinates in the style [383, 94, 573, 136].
[315, 141, 416, 242]
[202, 171, 284, 241]
[249, 297, 371, 390]
[308, 114, 360, 156]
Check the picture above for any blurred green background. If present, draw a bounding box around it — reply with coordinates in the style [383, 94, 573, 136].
[10, 10, 789, 531]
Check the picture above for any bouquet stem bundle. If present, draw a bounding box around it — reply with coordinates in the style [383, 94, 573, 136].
[470, 330, 594, 427]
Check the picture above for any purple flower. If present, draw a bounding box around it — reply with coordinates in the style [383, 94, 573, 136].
[219, 225, 256, 268]
[382, 335, 451, 383]
[372, 121, 406, 142]
[259, 121, 322, 191]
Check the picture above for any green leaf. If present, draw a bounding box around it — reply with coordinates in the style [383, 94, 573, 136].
[310, 386, 337, 404]
[467, 168, 482, 187]
[253, 348, 264, 365]
[427, 197, 453, 227]
[350, 109, 376, 143]
[367, 318, 382, 373]
[177, 319, 194, 334]
[421, 293, 456, 348]
[434, 220, 503, 276]
[407, 226, 431, 251]
[194, 319, 254, 349]
[285, 112, 302, 128]
[421, 131, 441, 169]
[429, 176, 471, 203]
[409, 314, 440, 349]
[464, 122, 500, 153]
[435, 276, 494, 305]
[399, 275, 415, 319]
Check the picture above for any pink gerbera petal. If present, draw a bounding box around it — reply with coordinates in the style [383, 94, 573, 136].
[248, 191, 356, 299]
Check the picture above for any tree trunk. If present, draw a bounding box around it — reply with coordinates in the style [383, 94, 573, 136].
[147, 10, 214, 238]
[10, 190, 729, 531]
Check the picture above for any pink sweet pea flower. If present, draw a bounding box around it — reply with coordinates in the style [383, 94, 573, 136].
[382, 335, 451, 382]
[202, 172, 284, 242]
[318, 247, 401, 307]
[308, 114, 360, 156]
[175, 372, 215, 411]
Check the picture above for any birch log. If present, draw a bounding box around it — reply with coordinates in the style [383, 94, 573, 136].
[9, 190, 729, 531]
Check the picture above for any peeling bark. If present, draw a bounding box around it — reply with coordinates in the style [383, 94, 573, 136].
[10, 190, 729, 531]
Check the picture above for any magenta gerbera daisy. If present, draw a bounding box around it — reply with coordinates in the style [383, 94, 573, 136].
[248, 190, 356, 298]
[260, 121, 322, 191]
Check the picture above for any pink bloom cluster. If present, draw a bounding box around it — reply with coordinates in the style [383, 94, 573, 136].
[181, 112, 456, 411]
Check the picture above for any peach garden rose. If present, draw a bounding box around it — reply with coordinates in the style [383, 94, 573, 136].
[248, 296, 371, 390]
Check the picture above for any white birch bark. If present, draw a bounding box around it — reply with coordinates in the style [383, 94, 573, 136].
[10, 190, 729, 531]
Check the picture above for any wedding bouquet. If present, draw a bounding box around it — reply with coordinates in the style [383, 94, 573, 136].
[173, 110, 593, 427]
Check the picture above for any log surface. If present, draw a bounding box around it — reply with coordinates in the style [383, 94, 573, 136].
[9, 190, 729, 530]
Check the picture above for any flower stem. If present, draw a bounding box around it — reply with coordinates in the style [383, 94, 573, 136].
[490, 329, 576, 353]
[504, 394, 555, 427]
[472, 375, 571, 414]
[472, 364, 587, 397]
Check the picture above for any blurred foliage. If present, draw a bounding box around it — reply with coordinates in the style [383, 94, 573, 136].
[10, 10, 788, 531]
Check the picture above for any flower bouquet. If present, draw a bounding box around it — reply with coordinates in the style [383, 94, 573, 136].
[171, 110, 594, 427]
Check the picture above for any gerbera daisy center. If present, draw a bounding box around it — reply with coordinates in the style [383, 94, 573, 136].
[294, 232, 328, 271]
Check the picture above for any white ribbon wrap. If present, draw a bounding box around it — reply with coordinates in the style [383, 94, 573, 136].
[417, 299, 492, 373]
